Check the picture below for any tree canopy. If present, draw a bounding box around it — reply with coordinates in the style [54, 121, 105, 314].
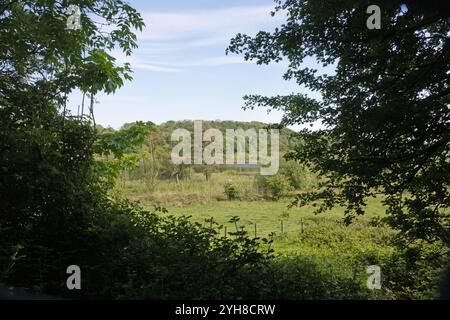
[0, 0, 144, 114]
[228, 0, 450, 245]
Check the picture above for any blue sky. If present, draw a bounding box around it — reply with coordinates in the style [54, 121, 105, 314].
[69, 0, 309, 129]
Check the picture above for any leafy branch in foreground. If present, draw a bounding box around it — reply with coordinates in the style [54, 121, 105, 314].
[0, 0, 145, 112]
[228, 0, 450, 246]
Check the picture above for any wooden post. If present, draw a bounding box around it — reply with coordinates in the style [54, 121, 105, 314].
[224, 226, 227, 238]
[281, 220, 284, 234]
[301, 219, 304, 234]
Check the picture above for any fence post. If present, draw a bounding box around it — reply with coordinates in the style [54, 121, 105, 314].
[224, 226, 227, 238]
[281, 220, 284, 234]
[301, 218, 304, 234]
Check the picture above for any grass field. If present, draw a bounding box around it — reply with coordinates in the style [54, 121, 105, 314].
[117, 173, 444, 299]
[118, 171, 263, 205]
[157, 199, 394, 260]
[119, 173, 395, 257]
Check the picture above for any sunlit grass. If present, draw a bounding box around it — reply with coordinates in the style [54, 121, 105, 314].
[120, 173, 395, 261]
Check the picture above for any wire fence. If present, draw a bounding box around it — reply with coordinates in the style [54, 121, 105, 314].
[221, 219, 307, 239]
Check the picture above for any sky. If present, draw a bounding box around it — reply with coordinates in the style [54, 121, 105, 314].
[69, 0, 310, 129]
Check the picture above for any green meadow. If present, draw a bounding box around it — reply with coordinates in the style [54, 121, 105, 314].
[121, 176, 394, 270]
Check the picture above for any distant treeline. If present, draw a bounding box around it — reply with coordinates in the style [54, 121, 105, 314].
[98, 120, 296, 151]
[95, 120, 301, 181]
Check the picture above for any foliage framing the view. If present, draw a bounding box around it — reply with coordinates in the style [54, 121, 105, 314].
[228, 0, 450, 246]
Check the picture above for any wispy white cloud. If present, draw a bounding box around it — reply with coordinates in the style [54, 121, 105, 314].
[114, 53, 183, 73]
[117, 55, 249, 73]
[138, 5, 281, 41]
[116, 5, 283, 73]
[198, 56, 249, 66]
[132, 62, 183, 73]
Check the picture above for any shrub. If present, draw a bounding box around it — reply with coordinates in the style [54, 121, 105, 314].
[268, 255, 374, 300]
[256, 175, 293, 200]
[379, 246, 446, 299]
[224, 183, 240, 200]
[279, 160, 306, 189]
